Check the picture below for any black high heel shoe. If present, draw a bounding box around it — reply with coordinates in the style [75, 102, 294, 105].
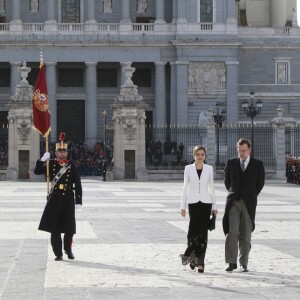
[198, 265, 204, 273]
[189, 263, 195, 270]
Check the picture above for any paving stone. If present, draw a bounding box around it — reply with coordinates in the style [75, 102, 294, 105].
[0, 179, 299, 299]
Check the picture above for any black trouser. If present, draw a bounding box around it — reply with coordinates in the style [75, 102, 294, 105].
[51, 232, 73, 257]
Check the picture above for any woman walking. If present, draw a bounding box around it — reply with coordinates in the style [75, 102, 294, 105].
[180, 145, 218, 272]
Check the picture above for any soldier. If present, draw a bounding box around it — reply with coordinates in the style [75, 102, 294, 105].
[35, 132, 82, 261]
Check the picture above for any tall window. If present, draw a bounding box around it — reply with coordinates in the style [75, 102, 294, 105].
[62, 0, 80, 23]
[200, 0, 213, 22]
[275, 60, 290, 84]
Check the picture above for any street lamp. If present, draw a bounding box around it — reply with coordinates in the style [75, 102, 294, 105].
[241, 90, 263, 157]
[213, 102, 226, 165]
[102, 110, 107, 160]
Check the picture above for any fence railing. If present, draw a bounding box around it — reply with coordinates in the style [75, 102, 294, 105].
[146, 125, 207, 170]
[218, 125, 276, 170]
[0, 127, 8, 170]
[145, 124, 277, 170]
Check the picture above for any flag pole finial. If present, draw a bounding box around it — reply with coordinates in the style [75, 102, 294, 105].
[40, 49, 44, 67]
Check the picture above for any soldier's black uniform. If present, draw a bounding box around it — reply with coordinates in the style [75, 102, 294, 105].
[34, 159, 82, 259]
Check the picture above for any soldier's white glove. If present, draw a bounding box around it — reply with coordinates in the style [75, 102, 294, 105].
[75, 204, 82, 211]
[41, 152, 50, 161]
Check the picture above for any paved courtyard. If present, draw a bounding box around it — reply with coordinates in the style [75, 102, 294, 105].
[0, 178, 299, 299]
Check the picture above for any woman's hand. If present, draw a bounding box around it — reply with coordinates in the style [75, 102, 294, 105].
[180, 209, 186, 218]
[211, 209, 218, 216]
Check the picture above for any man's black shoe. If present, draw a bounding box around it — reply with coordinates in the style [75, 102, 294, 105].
[55, 255, 63, 261]
[64, 250, 75, 259]
[241, 265, 249, 272]
[226, 263, 237, 272]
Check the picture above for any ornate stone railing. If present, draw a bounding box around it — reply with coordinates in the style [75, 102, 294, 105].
[238, 26, 297, 37]
[133, 23, 154, 32]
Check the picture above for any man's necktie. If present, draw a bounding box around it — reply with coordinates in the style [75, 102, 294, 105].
[241, 159, 246, 171]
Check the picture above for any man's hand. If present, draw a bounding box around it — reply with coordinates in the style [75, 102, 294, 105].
[180, 209, 186, 218]
[41, 152, 50, 161]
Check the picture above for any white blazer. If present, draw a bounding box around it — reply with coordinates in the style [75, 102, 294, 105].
[180, 163, 217, 210]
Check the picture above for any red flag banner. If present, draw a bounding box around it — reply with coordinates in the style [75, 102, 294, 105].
[32, 63, 51, 137]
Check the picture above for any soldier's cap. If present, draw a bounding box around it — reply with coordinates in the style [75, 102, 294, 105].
[56, 132, 68, 151]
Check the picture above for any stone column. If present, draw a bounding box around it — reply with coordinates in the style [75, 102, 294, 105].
[121, 0, 131, 23]
[86, 0, 96, 23]
[155, 0, 165, 23]
[275, 107, 286, 179]
[172, 0, 178, 23]
[206, 107, 216, 166]
[225, 61, 239, 124]
[170, 62, 177, 125]
[227, 0, 236, 19]
[85, 62, 98, 147]
[154, 62, 167, 125]
[271, 0, 287, 27]
[176, 61, 188, 124]
[177, 0, 187, 23]
[46, 62, 57, 141]
[11, 0, 21, 23]
[46, 0, 56, 22]
[10, 62, 21, 96]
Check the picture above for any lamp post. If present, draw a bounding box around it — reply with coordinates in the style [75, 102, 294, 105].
[241, 90, 263, 157]
[213, 102, 226, 165]
[102, 110, 107, 160]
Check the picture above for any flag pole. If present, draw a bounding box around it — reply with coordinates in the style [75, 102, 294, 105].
[46, 134, 50, 195]
[39, 49, 50, 195]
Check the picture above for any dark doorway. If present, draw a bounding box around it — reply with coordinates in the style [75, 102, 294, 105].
[125, 150, 135, 179]
[57, 100, 85, 142]
[19, 150, 29, 179]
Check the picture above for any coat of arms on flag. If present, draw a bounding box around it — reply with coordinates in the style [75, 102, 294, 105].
[32, 57, 51, 137]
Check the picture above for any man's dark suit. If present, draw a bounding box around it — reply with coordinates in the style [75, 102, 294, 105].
[223, 156, 265, 235]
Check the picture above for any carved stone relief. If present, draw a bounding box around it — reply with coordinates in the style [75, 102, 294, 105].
[123, 119, 136, 140]
[30, 0, 39, 12]
[0, 0, 4, 12]
[188, 62, 226, 92]
[17, 120, 31, 144]
[103, 0, 112, 13]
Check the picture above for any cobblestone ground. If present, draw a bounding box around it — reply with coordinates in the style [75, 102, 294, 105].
[0, 178, 299, 299]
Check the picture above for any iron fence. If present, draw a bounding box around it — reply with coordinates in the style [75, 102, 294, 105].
[285, 126, 300, 157]
[218, 124, 277, 170]
[145, 124, 277, 170]
[146, 125, 207, 170]
[0, 127, 8, 170]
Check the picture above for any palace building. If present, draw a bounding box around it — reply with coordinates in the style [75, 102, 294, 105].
[0, 0, 299, 146]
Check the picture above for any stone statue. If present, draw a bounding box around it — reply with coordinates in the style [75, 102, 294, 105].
[198, 111, 208, 127]
[137, 0, 147, 13]
[103, 0, 112, 13]
[0, 0, 4, 12]
[30, 0, 39, 12]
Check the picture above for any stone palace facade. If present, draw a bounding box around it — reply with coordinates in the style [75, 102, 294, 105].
[0, 0, 299, 146]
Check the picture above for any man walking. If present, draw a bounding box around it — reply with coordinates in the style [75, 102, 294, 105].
[223, 138, 265, 272]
